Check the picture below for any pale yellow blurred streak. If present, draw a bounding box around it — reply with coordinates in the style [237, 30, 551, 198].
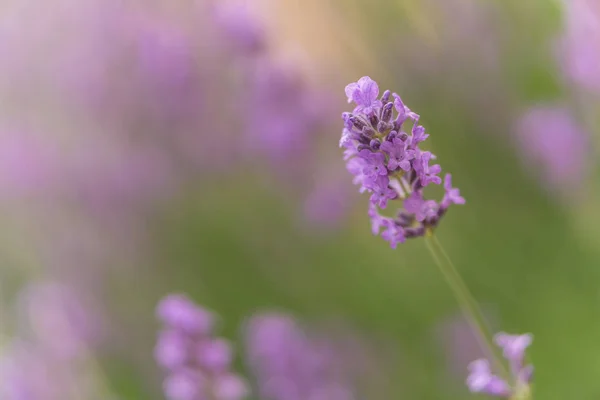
[247, 0, 480, 83]
[251, 0, 391, 82]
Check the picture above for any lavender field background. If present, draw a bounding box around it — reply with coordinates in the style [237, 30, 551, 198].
[0, 0, 599, 399]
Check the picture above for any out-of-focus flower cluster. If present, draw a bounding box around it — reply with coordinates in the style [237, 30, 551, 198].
[0, 0, 348, 397]
[246, 313, 355, 400]
[340, 76, 464, 247]
[0, 0, 342, 225]
[155, 295, 396, 400]
[514, 105, 589, 198]
[155, 294, 248, 400]
[0, 281, 111, 400]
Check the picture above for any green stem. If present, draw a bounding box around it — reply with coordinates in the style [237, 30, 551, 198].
[425, 234, 509, 379]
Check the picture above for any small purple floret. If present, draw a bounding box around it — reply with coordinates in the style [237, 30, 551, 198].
[466, 332, 533, 398]
[345, 76, 383, 115]
[380, 138, 414, 172]
[466, 360, 512, 397]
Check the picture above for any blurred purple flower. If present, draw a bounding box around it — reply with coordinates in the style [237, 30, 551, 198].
[155, 294, 248, 400]
[0, 341, 67, 400]
[0, 281, 113, 400]
[155, 330, 189, 370]
[1, 0, 349, 241]
[466, 359, 512, 397]
[63, 138, 176, 218]
[303, 168, 353, 229]
[514, 105, 589, 197]
[244, 61, 328, 170]
[157, 294, 214, 336]
[17, 281, 104, 359]
[466, 332, 533, 398]
[213, 1, 266, 55]
[243, 312, 402, 400]
[436, 311, 497, 383]
[0, 133, 63, 200]
[163, 370, 203, 400]
[245, 313, 354, 400]
[557, 0, 600, 93]
[494, 333, 534, 379]
[134, 18, 201, 119]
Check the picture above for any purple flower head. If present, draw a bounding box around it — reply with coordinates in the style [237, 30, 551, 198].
[345, 76, 383, 114]
[156, 294, 248, 400]
[340, 77, 464, 246]
[466, 332, 534, 398]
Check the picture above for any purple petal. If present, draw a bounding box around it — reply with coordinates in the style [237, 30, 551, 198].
[357, 76, 379, 103]
[344, 83, 359, 104]
[399, 160, 411, 171]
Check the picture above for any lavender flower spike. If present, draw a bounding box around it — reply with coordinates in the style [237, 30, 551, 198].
[340, 76, 464, 247]
[467, 332, 533, 398]
[155, 294, 249, 400]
